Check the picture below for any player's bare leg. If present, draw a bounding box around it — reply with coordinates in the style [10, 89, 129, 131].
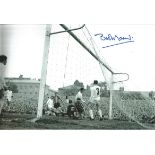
[96, 103, 103, 121]
[88, 102, 94, 120]
[0, 99, 5, 115]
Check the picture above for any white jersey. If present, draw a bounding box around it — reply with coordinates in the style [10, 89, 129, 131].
[90, 85, 101, 102]
[46, 98, 54, 109]
[5, 90, 13, 102]
[75, 91, 84, 102]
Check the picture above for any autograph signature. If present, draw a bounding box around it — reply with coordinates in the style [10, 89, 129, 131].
[94, 33, 134, 48]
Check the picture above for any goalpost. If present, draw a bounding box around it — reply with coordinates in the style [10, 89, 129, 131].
[37, 25, 51, 118]
[36, 24, 128, 119]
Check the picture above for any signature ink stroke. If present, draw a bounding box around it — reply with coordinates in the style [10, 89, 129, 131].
[94, 33, 134, 48]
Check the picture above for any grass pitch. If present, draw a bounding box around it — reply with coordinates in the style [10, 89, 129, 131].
[0, 112, 145, 130]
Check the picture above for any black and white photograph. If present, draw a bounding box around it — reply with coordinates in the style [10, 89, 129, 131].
[1, 24, 155, 130]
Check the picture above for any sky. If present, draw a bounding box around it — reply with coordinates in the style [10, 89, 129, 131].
[1, 24, 155, 91]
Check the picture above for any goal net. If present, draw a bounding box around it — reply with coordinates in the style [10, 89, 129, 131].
[45, 24, 155, 129]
